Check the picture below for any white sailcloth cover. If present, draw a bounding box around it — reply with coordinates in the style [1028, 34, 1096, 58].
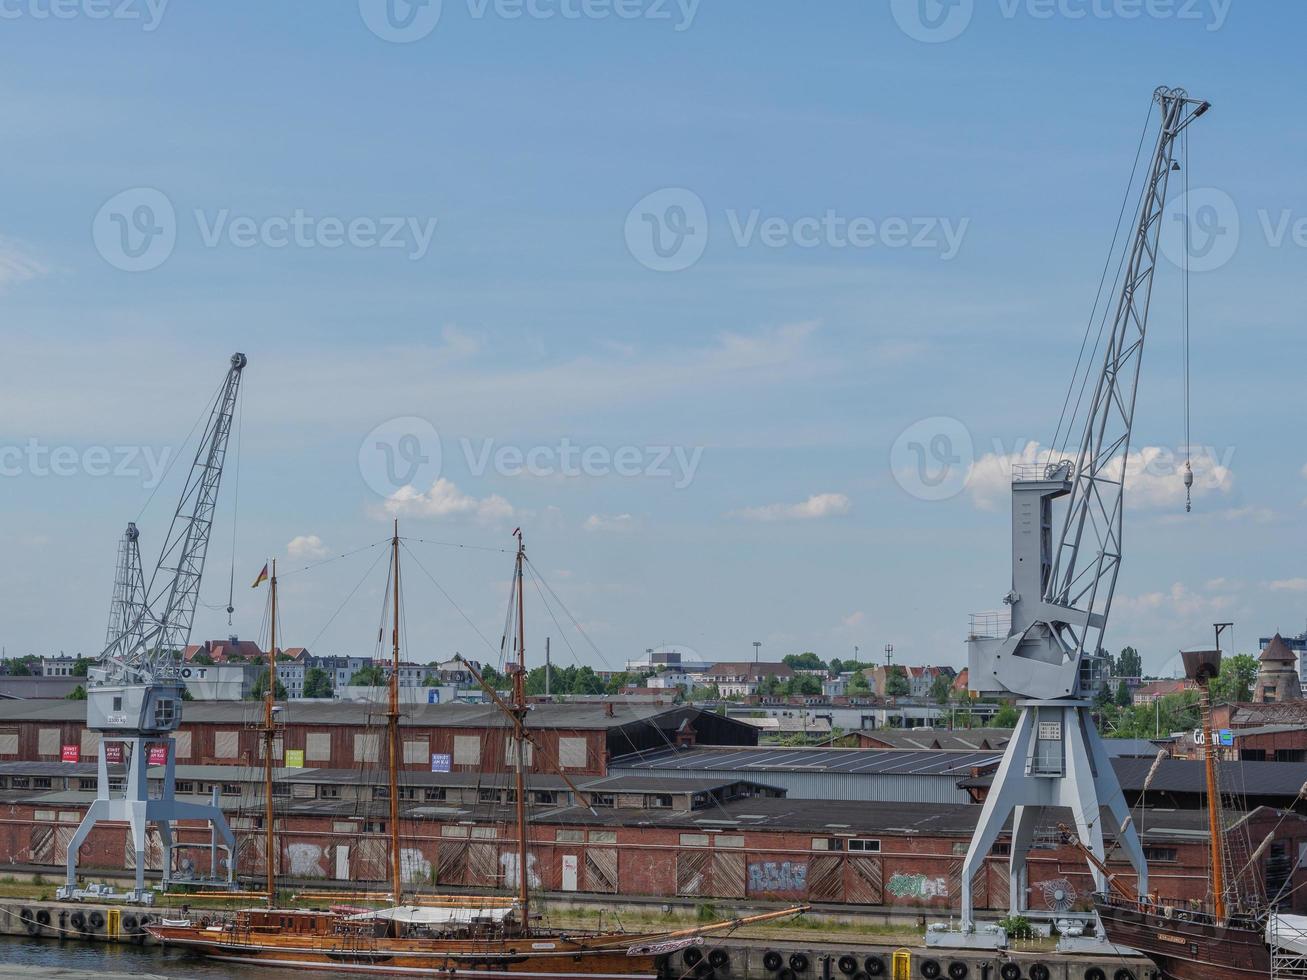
[350, 905, 516, 926]
[1268, 914, 1307, 955]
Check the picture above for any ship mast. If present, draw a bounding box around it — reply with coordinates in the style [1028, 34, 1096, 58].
[511, 529, 531, 921]
[388, 520, 403, 907]
[1181, 645, 1227, 922]
[263, 559, 278, 906]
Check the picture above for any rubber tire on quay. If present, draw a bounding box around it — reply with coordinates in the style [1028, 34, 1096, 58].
[693, 962, 714, 980]
[948, 962, 969, 980]
[921, 960, 942, 980]
[865, 956, 886, 977]
[21, 908, 37, 935]
[684, 947, 704, 967]
[999, 964, 1021, 980]
[763, 952, 785, 973]
[789, 953, 809, 973]
[778, 969, 797, 980]
[838, 955, 859, 975]
[1030, 965, 1050, 980]
[709, 948, 730, 970]
[88, 910, 104, 930]
[70, 911, 86, 932]
[1113, 971, 1135, 980]
[36, 910, 51, 927]
[1084, 970, 1106, 980]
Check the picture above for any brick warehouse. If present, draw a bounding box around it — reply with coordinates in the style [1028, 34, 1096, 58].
[0, 700, 755, 775]
[0, 761, 1303, 917]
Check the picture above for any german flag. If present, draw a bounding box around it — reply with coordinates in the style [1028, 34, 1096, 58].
[251, 563, 269, 588]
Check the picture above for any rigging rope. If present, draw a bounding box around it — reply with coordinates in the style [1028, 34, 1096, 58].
[1182, 123, 1194, 513]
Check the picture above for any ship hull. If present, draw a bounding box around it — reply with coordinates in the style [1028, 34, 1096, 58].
[147, 923, 672, 978]
[1095, 899, 1271, 980]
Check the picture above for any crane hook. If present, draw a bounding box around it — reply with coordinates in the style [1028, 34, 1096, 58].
[1183, 460, 1194, 513]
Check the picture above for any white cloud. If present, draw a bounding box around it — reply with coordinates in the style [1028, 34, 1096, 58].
[380, 478, 513, 524]
[842, 611, 866, 628]
[584, 513, 635, 533]
[0, 238, 47, 291]
[1268, 578, 1307, 593]
[965, 442, 1234, 512]
[287, 534, 329, 560]
[730, 492, 851, 523]
[1115, 581, 1237, 618]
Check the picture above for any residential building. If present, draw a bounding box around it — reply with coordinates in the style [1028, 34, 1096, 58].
[1131, 679, 1195, 706]
[183, 636, 264, 664]
[625, 646, 712, 676]
[276, 659, 306, 699]
[700, 661, 794, 698]
[1255, 633, 1303, 704]
[38, 655, 79, 678]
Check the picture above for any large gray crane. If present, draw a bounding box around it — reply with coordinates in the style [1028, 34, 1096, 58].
[60, 352, 247, 903]
[952, 87, 1210, 940]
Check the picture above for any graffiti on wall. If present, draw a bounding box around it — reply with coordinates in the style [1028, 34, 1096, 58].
[500, 851, 541, 889]
[748, 860, 807, 893]
[402, 847, 433, 883]
[887, 872, 948, 900]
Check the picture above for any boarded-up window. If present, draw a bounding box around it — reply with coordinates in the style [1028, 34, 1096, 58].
[555, 829, 584, 843]
[305, 732, 332, 762]
[354, 733, 380, 763]
[453, 735, 481, 766]
[37, 729, 60, 756]
[333, 821, 359, 834]
[34, 810, 55, 823]
[503, 736, 533, 766]
[292, 783, 315, 799]
[471, 827, 496, 839]
[558, 737, 587, 769]
[589, 830, 617, 844]
[0, 730, 17, 755]
[80, 730, 101, 757]
[403, 739, 429, 765]
[680, 834, 710, 847]
[258, 737, 284, 760]
[172, 731, 192, 759]
[441, 826, 470, 838]
[214, 731, 239, 759]
[716, 835, 745, 848]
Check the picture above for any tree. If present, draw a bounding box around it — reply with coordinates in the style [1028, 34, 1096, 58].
[1115, 679, 1132, 707]
[930, 674, 953, 704]
[65, 685, 87, 700]
[828, 658, 844, 676]
[1211, 654, 1258, 705]
[783, 652, 826, 671]
[348, 664, 387, 687]
[191, 652, 215, 666]
[785, 675, 822, 696]
[251, 668, 287, 700]
[848, 670, 871, 695]
[303, 667, 333, 699]
[480, 665, 504, 691]
[5, 658, 31, 676]
[992, 703, 1020, 728]
[1115, 646, 1143, 678]
[885, 666, 910, 697]
[759, 674, 784, 697]
[72, 656, 93, 678]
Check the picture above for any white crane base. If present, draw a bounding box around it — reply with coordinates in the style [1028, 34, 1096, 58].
[957, 699, 1147, 932]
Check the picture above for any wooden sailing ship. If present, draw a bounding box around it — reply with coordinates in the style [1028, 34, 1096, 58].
[1091, 646, 1275, 980]
[149, 525, 805, 976]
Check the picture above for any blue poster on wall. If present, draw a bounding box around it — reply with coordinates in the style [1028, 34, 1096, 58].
[428, 689, 440, 704]
[1219, 729, 1234, 746]
[431, 753, 451, 773]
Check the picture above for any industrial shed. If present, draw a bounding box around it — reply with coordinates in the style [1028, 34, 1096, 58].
[608, 746, 1002, 805]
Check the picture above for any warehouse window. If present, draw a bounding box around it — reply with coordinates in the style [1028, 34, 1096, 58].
[305, 732, 332, 762]
[424, 787, 446, 802]
[354, 733, 380, 764]
[78, 779, 96, 791]
[647, 794, 673, 809]
[214, 730, 240, 759]
[320, 785, 340, 799]
[37, 728, 60, 756]
[590, 830, 617, 844]
[175, 781, 195, 794]
[373, 786, 390, 800]
[32, 777, 51, 790]
[532, 790, 558, 805]
[1144, 846, 1178, 863]
[812, 837, 845, 851]
[0, 730, 18, 755]
[271, 783, 291, 798]
[556, 829, 584, 843]
[221, 783, 241, 796]
[558, 737, 587, 769]
[172, 731, 192, 759]
[590, 793, 614, 808]
[10, 777, 29, 789]
[848, 839, 880, 852]
[479, 788, 500, 803]
[453, 735, 481, 767]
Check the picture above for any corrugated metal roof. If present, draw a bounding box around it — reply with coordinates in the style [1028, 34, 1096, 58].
[613, 746, 1001, 776]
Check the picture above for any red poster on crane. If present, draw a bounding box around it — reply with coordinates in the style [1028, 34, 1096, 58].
[103, 743, 124, 764]
[147, 744, 168, 766]
[61, 745, 79, 763]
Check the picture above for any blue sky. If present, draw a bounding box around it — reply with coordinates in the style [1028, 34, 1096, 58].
[1, 1, 1304, 677]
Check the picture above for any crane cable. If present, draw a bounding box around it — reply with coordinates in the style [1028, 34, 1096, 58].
[1182, 124, 1194, 513]
[226, 384, 244, 624]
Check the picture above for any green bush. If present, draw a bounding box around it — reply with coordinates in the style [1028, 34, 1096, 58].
[998, 914, 1034, 940]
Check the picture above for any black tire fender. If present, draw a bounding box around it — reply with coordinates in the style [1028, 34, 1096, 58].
[789, 953, 809, 973]
[763, 952, 785, 973]
[838, 955, 859, 976]
[1030, 965, 1050, 980]
[999, 964, 1021, 980]
[1084, 969, 1107, 980]
[88, 910, 105, 930]
[921, 960, 941, 980]
[948, 962, 969, 980]
[865, 956, 886, 977]
[1113, 971, 1136, 980]
[21, 908, 38, 935]
[708, 949, 730, 970]
[684, 947, 704, 967]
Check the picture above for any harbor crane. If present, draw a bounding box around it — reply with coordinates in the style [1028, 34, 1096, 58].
[954, 87, 1211, 940]
[59, 353, 247, 904]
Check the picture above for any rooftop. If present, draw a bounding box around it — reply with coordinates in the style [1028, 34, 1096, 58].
[611, 745, 1002, 776]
